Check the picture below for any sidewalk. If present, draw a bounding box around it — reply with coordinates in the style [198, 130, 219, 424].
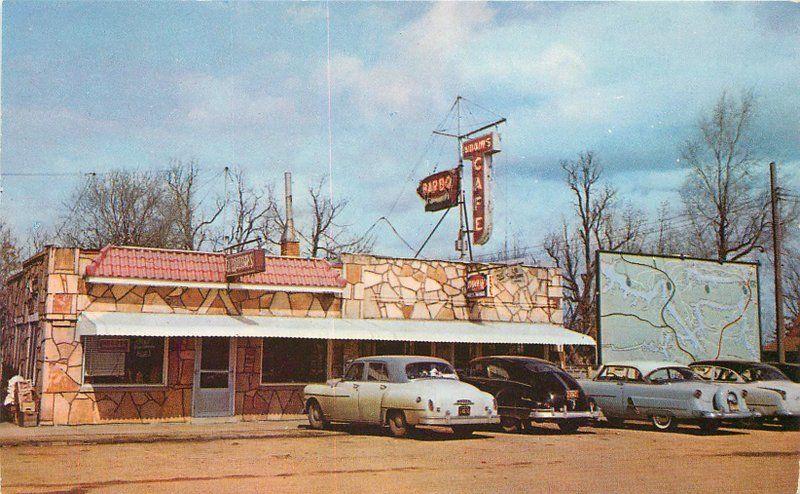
[0, 416, 345, 447]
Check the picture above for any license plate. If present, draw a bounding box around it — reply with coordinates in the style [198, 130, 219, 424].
[566, 390, 579, 400]
[458, 405, 471, 416]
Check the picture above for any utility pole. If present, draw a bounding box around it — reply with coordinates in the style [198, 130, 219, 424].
[770, 161, 786, 363]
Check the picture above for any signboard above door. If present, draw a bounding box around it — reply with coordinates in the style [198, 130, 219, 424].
[225, 249, 266, 279]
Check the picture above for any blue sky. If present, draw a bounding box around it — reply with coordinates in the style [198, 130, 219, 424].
[2, 1, 799, 260]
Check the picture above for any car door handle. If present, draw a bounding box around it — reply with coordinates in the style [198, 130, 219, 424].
[352, 384, 360, 389]
[379, 385, 387, 390]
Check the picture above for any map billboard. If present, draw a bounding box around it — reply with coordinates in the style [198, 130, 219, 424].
[597, 251, 761, 364]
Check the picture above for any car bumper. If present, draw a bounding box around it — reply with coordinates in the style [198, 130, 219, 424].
[696, 410, 755, 420]
[418, 416, 501, 426]
[529, 409, 602, 420]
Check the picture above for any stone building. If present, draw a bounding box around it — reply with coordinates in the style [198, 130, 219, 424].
[1, 246, 593, 426]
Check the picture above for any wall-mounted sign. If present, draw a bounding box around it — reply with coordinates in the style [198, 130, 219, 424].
[462, 132, 500, 245]
[417, 168, 461, 212]
[226, 249, 266, 279]
[466, 272, 490, 299]
[91, 337, 130, 353]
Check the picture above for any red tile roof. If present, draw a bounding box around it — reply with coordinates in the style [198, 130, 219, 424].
[85, 245, 346, 290]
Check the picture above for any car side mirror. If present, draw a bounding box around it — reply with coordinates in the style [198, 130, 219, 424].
[327, 378, 342, 387]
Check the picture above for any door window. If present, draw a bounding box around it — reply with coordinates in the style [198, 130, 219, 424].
[468, 361, 487, 378]
[199, 338, 230, 389]
[647, 368, 670, 383]
[344, 362, 365, 381]
[366, 362, 390, 382]
[486, 364, 510, 380]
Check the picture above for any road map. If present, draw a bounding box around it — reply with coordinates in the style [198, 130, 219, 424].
[598, 252, 760, 364]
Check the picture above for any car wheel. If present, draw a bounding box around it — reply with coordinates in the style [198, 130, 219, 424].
[605, 417, 625, 428]
[651, 415, 677, 432]
[558, 420, 581, 434]
[500, 416, 521, 433]
[452, 425, 476, 438]
[699, 419, 721, 434]
[779, 416, 800, 431]
[388, 410, 410, 438]
[307, 400, 328, 430]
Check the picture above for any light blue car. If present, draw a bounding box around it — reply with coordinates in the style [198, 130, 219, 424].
[579, 361, 755, 433]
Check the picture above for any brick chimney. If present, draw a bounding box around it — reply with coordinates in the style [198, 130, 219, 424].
[281, 171, 300, 257]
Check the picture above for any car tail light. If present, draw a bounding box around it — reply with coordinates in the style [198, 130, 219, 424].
[741, 389, 748, 398]
[493, 398, 498, 410]
[428, 399, 434, 411]
[693, 389, 702, 399]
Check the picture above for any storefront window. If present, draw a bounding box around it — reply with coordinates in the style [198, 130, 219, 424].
[261, 338, 327, 384]
[83, 336, 166, 385]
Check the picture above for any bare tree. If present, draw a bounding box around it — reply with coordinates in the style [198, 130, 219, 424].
[219, 168, 275, 249]
[165, 160, 224, 250]
[543, 152, 645, 338]
[679, 90, 771, 261]
[267, 176, 374, 259]
[648, 201, 680, 255]
[59, 170, 174, 249]
[785, 251, 800, 327]
[0, 219, 21, 281]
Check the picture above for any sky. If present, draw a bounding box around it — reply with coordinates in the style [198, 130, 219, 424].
[2, 1, 799, 263]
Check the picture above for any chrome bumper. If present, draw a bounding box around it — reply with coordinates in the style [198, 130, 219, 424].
[697, 410, 755, 420]
[419, 416, 501, 426]
[530, 409, 602, 420]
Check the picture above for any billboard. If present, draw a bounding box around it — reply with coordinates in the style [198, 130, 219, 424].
[597, 251, 761, 364]
[462, 132, 500, 245]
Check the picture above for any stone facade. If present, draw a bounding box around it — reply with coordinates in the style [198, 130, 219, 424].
[341, 253, 563, 324]
[2, 247, 339, 425]
[1, 248, 566, 426]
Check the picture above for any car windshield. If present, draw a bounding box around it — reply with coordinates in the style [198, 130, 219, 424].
[740, 364, 789, 382]
[405, 361, 457, 380]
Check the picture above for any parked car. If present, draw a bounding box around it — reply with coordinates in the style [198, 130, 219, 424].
[691, 360, 800, 431]
[766, 362, 800, 383]
[303, 356, 499, 438]
[459, 356, 600, 433]
[578, 361, 754, 433]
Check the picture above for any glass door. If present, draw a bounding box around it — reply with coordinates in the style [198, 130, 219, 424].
[192, 337, 235, 418]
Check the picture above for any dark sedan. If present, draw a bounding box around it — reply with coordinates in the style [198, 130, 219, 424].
[767, 362, 800, 383]
[460, 356, 600, 433]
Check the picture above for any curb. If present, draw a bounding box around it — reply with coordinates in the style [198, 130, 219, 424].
[0, 428, 348, 448]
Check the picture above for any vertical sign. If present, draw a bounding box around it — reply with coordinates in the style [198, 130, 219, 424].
[462, 133, 500, 245]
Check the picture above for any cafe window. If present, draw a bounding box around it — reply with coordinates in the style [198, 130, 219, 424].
[83, 336, 166, 386]
[261, 338, 327, 384]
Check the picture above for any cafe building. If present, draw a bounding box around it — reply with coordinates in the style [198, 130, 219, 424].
[1, 241, 593, 426]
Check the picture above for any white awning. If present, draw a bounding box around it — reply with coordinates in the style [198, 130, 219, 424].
[76, 312, 596, 346]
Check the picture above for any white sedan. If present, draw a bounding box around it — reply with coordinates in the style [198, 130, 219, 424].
[303, 356, 499, 437]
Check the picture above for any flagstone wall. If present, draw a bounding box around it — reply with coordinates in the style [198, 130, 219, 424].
[2, 247, 339, 425]
[340, 253, 563, 324]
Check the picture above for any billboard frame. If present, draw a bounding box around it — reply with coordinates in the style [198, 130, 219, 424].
[595, 249, 762, 366]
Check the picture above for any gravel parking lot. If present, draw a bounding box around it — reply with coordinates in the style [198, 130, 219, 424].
[1, 422, 798, 494]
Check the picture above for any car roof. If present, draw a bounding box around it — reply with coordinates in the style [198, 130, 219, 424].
[475, 356, 555, 366]
[602, 360, 689, 376]
[767, 362, 800, 369]
[352, 355, 451, 365]
[691, 360, 761, 371]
